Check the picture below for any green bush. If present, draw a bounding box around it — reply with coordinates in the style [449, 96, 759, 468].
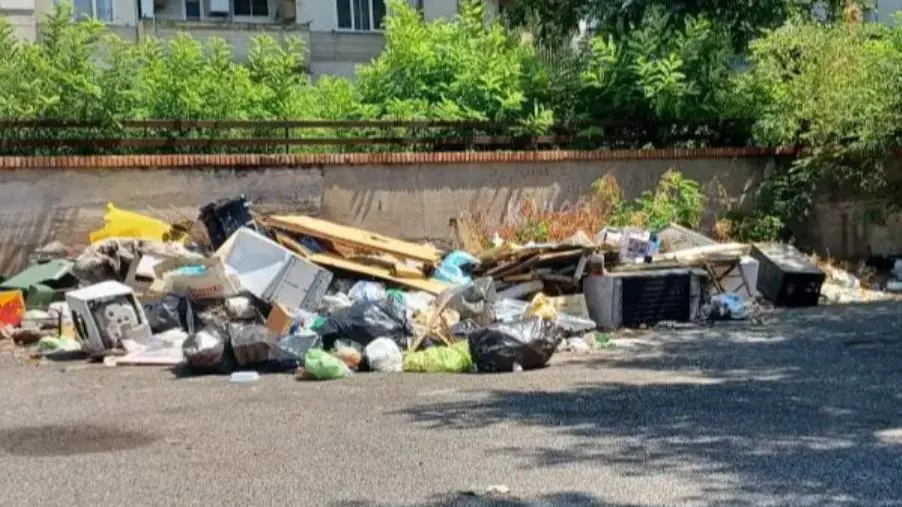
[737, 11, 902, 227]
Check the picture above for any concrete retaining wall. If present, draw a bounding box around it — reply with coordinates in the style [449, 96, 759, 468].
[0, 149, 894, 277]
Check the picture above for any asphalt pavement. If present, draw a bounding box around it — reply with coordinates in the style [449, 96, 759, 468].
[1, 301, 902, 506]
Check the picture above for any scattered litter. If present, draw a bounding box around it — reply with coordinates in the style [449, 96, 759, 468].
[36, 336, 82, 353]
[229, 371, 260, 384]
[709, 293, 750, 320]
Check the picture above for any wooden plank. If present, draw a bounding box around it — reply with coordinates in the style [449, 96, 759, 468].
[391, 263, 424, 279]
[656, 243, 749, 265]
[274, 232, 314, 258]
[346, 254, 427, 279]
[534, 248, 589, 263]
[265, 215, 442, 263]
[306, 253, 448, 295]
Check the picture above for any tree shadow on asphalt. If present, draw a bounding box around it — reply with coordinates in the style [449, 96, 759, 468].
[397, 302, 902, 506]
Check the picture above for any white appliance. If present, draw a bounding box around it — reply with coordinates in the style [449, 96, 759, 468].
[66, 281, 151, 357]
[216, 228, 333, 311]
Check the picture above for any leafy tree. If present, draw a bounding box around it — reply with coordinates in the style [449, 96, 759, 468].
[356, 0, 536, 122]
[501, 0, 845, 51]
[577, 7, 734, 121]
[740, 9, 902, 224]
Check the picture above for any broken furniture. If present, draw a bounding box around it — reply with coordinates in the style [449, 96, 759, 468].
[752, 242, 825, 307]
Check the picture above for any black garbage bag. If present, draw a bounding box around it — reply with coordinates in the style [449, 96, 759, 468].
[317, 297, 412, 351]
[229, 323, 272, 366]
[144, 294, 193, 334]
[182, 325, 235, 373]
[468, 318, 563, 373]
[450, 319, 480, 339]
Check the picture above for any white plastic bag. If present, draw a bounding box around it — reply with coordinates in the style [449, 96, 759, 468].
[710, 294, 749, 320]
[364, 337, 403, 373]
[349, 281, 387, 304]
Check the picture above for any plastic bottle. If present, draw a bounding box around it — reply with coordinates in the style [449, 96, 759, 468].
[229, 371, 260, 384]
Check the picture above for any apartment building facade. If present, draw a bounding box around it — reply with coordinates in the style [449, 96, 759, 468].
[0, 0, 500, 77]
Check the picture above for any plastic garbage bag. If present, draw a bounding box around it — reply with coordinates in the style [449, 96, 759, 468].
[317, 298, 413, 351]
[432, 263, 471, 285]
[450, 319, 480, 339]
[403, 341, 472, 373]
[709, 294, 749, 320]
[303, 349, 351, 380]
[442, 277, 497, 322]
[468, 318, 563, 373]
[403, 291, 434, 315]
[144, 294, 192, 334]
[364, 337, 403, 373]
[348, 281, 387, 304]
[229, 323, 271, 366]
[224, 296, 257, 320]
[493, 298, 595, 336]
[319, 293, 354, 314]
[524, 293, 557, 321]
[432, 250, 481, 285]
[443, 250, 481, 270]
[89, 203, 187, 244]
[333, 340, 363, 370]
[183, 325, 232, 371]
[275, 331, 322, 363]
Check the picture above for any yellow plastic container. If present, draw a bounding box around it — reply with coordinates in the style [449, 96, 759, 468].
[89, 203, 186, 244]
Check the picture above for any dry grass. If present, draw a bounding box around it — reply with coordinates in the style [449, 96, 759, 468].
[493, 199, 610, 244]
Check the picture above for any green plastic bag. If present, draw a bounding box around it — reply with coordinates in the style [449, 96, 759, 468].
[403, 341, 472, 373]
[304, 349, 351, 380]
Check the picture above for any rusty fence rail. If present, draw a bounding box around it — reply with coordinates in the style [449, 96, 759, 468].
[0, 118, 754, 154]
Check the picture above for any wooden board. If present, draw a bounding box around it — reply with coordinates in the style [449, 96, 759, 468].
[307, 253, 449, 295]
[264, 215, 442, 263]
[277, 233, 444, 293]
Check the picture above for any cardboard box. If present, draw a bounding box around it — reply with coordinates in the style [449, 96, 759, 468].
[66, 281, 152, 356]
[0, 290, 25, 327]
[216, 228, 333, 311]
[150, 257, 241, 300]
[265, 302, 294, 341]
[547, 294, 591, 320]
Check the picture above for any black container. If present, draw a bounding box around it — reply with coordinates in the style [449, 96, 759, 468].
[751, 243, 825, 307]
[198, 196, 256, 251]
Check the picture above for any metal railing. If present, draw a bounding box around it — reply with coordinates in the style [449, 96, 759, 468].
[0, 118, 754, 154]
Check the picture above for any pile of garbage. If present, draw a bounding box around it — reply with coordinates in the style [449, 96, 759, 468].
[1, 197, 857, 378]
[0, 198, 597, 378]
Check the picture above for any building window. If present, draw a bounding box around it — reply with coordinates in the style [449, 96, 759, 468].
[185, 0, 201, 20]
[233, 0, 270, 17]
[337, 0, 386, 31]
[68, 0, 114, 22]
